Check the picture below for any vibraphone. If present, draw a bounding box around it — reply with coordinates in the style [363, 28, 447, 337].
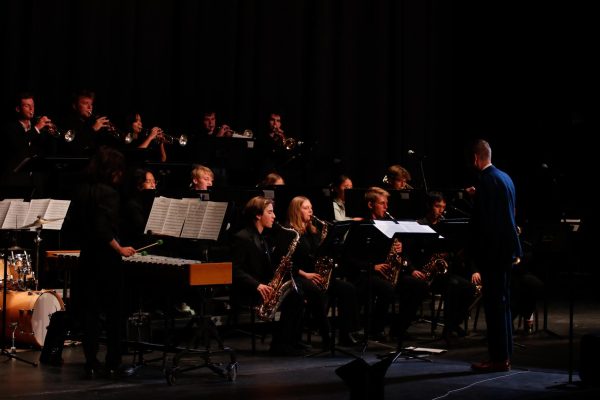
[46, 250, 237, 383]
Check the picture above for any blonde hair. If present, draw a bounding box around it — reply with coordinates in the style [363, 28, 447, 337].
[287, 196, 316, 235]
[191, 164, 214, 181]
[365, 186, 390, 204]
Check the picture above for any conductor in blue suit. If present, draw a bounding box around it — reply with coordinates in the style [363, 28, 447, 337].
[467, 139, 522, 372]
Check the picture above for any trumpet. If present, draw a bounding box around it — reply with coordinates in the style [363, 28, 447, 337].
[35, 117, 75, 143]
[90, 113, 133, 144]
[158, 132, 188, 146]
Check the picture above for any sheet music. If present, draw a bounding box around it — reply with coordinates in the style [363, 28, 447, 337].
[24, 199, 50, 227]
[198, 202, 228, 240]
[162, 199, 190, 237]
[181, 201, 228, 240]
[374, 220, 437, 238]
[180, 202, 207, 239]
[144, 197, 171, 234]
[1, 201, 30, 230]
[43, 200, 71, 230]
[0, 200, 14, 226]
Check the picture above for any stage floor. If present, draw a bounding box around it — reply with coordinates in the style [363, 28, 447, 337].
[2, 299, 600, 400]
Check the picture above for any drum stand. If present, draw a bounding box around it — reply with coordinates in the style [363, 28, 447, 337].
[1, 249, 38, 366]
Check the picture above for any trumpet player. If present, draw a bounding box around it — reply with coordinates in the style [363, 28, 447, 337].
[2, 92, 56, 188]
[123, 112, 167, 162]
[60, 89, 112, 156]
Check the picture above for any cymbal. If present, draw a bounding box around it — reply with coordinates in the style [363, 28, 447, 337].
[20, 216, 64, 229]
[4, 245, 28, 252]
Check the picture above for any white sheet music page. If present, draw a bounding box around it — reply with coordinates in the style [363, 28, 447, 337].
[180, 201, 207, 239]
[198, 202, 228, 240]
[144, 197, 171, 234]
[161, 199, 190, 237]
[23, 199, 50, 228]
[0, 200, 15, 227]
[43, 200, 71, 230]
[373, 220, 437, 238]
[1, 201, 30, 230]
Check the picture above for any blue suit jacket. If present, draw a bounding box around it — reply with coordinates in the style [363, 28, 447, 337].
[470, 165, 522, 266]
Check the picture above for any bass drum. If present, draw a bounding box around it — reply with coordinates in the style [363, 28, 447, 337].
[1, 290, 65, 348]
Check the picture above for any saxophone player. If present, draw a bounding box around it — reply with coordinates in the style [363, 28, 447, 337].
[417, 191, 477, 342]
[287, 196, 360, 348]
[231, 196, 305, 356]
[343, 187, 428, 347]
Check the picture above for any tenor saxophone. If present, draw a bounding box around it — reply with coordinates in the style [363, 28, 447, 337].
[255, 223, 300, 321]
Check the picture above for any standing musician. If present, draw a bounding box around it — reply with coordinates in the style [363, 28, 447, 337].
[467, 139, 522, 372]
[287, 196, 360, 348]
[417, 191, 477, 342]
[231, 196, 305, 356]
[2, 92, 56, 193]
[68, 146, 136, 377]
[59, 89, 115, 157]
[343, 187, 428, 347]
[121, 112, 167, 162]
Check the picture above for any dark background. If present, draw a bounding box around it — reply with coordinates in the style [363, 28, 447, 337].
[1, 0, 596, 222]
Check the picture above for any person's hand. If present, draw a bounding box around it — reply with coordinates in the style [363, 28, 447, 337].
[119, 246, 136, 257]
[471, 272, 481, 285]
[149, 127, 163, 141]
[304, 272, 323, 286]
[374, 263, 389, 276]
[216, 124, 231, 137]
[412, 270, 427, 280]
[92, 116, 110, 132]
[465, 186, 476, 196]
[257, 283, 274, 302]
[35, 116, 52, 132]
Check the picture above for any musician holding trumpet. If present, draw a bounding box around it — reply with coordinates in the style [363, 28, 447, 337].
[2, 92, 56, 191]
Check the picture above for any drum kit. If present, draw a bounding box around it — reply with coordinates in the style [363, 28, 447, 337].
[1, 217, 66, 365]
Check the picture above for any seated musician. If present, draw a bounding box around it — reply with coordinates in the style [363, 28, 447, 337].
[287, 196, 360, 348]
[231, 196, 305, 356]
[190, 164, 214, 191]
[121, 168, 158, 249]
[382, 164, 413, 190]
[417, 191, 477, 341]
[343, 187, 428, 347]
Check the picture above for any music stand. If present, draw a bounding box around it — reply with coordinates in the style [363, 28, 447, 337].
[2, 246, 38, 366]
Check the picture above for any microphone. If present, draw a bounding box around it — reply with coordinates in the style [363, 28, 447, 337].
[385, 211, 398, 224]
[407, 149, 427, 159]
[446, 204, 471, 218]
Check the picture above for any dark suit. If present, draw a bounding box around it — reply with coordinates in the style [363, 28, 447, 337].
[231, 225, 304, 351]
[470, 164, 522, 362]
[1, 121, 55, 195]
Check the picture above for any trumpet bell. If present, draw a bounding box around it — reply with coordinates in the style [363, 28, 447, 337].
[177, 134, 188, 146]
[63, 130, 76, 143]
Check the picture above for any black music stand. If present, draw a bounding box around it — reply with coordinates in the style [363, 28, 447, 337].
[1, 246, 38, 366]
[306, 221, 357, 358]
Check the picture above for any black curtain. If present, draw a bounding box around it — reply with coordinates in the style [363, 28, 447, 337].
[1, 0, 596, 205]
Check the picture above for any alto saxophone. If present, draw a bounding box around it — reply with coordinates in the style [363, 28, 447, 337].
[255, 223, 300, 321]
[311, 215, 335, 292]
[421, 252, 449, 283]
[384, 238, 407, 286]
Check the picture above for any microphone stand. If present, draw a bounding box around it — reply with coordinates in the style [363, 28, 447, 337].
[418, 158, 429, 194]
